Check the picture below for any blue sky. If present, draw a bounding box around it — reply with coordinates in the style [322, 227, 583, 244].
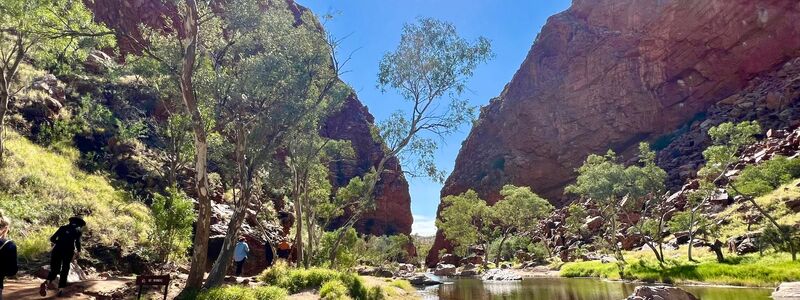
[300, 0, 572, 236]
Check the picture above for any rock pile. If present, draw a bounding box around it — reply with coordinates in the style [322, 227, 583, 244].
[626, 286, 698, 300]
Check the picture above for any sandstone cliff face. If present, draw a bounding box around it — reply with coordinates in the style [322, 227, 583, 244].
[322, 95, 413, 236]
[86, 0, 413, 236]
[429, 0, 800, 266]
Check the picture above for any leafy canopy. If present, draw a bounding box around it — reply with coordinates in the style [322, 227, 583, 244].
[377, 17, 493, 181]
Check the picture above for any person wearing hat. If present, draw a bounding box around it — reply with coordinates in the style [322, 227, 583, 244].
[40, 216, 85, 297]
[0, 214, 18, 300]
[233, 236, 250, 277]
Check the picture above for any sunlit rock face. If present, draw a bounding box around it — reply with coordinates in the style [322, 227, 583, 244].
[428, 0, 800, 266]
[85, 0, 413, 236]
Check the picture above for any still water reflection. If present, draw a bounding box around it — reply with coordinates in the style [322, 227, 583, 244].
[419, 277, 772, 300]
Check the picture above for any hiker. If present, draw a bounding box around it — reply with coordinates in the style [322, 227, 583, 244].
[234, 236, 250, 276]
[277, 240, 291, 260]
[0, 215, 18, 300]
[40, 216, 85, 297]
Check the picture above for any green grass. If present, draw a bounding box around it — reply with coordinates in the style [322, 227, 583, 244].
[196, 286, 288, 300]
[258, 261, 383, 300]
[0, 131, 152, 260]
[561, 250, 800, 287]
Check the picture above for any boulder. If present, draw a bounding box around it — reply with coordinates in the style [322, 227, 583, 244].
[584, 216, 604, 232]
[600, 256, 617, 264]
[374, 267, 394, 278]
[84, 50, 115, 74]
[626, 286, 699, 300]
[481, 269, 522, 281]
[406, 274, 442, 286]
[356, 266, 375, 276]
[460, 254, 483, 266]
[433, 264, 456, 276]
[35, 262, 88, 283]
[773, 282, 800, 300]
[439, 253, 460, 266]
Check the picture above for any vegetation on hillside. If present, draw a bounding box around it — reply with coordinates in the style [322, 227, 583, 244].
[560, 121, 800, 286]
[0, 130, 152, 261]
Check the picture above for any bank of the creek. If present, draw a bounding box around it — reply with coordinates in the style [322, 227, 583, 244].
[416, 277, 773, 300]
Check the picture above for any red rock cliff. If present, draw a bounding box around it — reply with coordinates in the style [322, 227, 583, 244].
[86, 0, 413, 236]
[428, 0, 800, 266]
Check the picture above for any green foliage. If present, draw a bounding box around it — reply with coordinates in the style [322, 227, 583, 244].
[149, 187, 195, 264]
[37, 119, 80, 149]
[763, 224, 800, 258]
[320, 280, 351, 300]
[700, 121, 761, 179]
[258, 264, 378, 300]
[565, 203, 588, 236]
[318, 228, 360, 269]
[360, 234, 412, 265]
[436, 190, 488, 256]
[0, 0, 115, 74]
[560, 260, 622, 280]
[376, 17, 492, 182]
[115, 119, 149, 142]
[732, 156, 800, 197]
[566, 143, 668, 262]
[561, 252, 800, 287]
[196, 286, 288, 300]
[367, 286, 386, 300]
[16, 225, 56, 261]
[0, 131, 152, 256]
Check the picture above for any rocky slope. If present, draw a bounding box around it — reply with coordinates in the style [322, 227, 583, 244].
[85, 0, 413, 236]
[429, 0, 800, 266]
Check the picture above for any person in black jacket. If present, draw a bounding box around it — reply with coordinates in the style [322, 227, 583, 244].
[0, 215, 18, 300]
[39, 216, 85, 297]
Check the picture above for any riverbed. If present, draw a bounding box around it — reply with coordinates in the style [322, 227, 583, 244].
[417, 277, 773, 300]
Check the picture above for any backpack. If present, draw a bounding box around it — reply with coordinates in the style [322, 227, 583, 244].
[0, 239, 10, 251]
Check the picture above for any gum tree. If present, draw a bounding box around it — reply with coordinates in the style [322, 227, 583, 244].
[202, 0, 346, 287]
[328, 17, 493, 267]
[490, 185, 553, 264]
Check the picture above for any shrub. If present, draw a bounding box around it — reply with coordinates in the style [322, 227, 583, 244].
[149, 187, 195, 263]
[258, 264, 375, 299]
[16, 226, 57, 262]
[317, 228, 359, 269]
[360, 234, 411, 265]
[197, 286, 287, 300]
[732, 156, 800, 197]
[367, 286, 385, 300]
[320, 279, 350, 300]
[37, 119, 80, 149]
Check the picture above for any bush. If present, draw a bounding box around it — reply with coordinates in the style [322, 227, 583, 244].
[731, 156, 800, 197]
[16, 226, 57, 261]
[1, 130, 153, 259]
[258, 264, 377, 299]
[149, 187, 195, 263]
[360, 234, 411, 265]
[317, 228, 359, 269]
[197, 286, 287, 300]
[320, 280, 351, 300]
[367, 286, 385, 300]
[37, 119, 80, 149]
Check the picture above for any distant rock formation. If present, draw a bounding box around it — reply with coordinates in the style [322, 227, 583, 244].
[429, 0, 800, 266]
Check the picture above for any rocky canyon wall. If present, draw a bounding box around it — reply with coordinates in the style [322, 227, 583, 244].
[429, 0, 800, 266]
